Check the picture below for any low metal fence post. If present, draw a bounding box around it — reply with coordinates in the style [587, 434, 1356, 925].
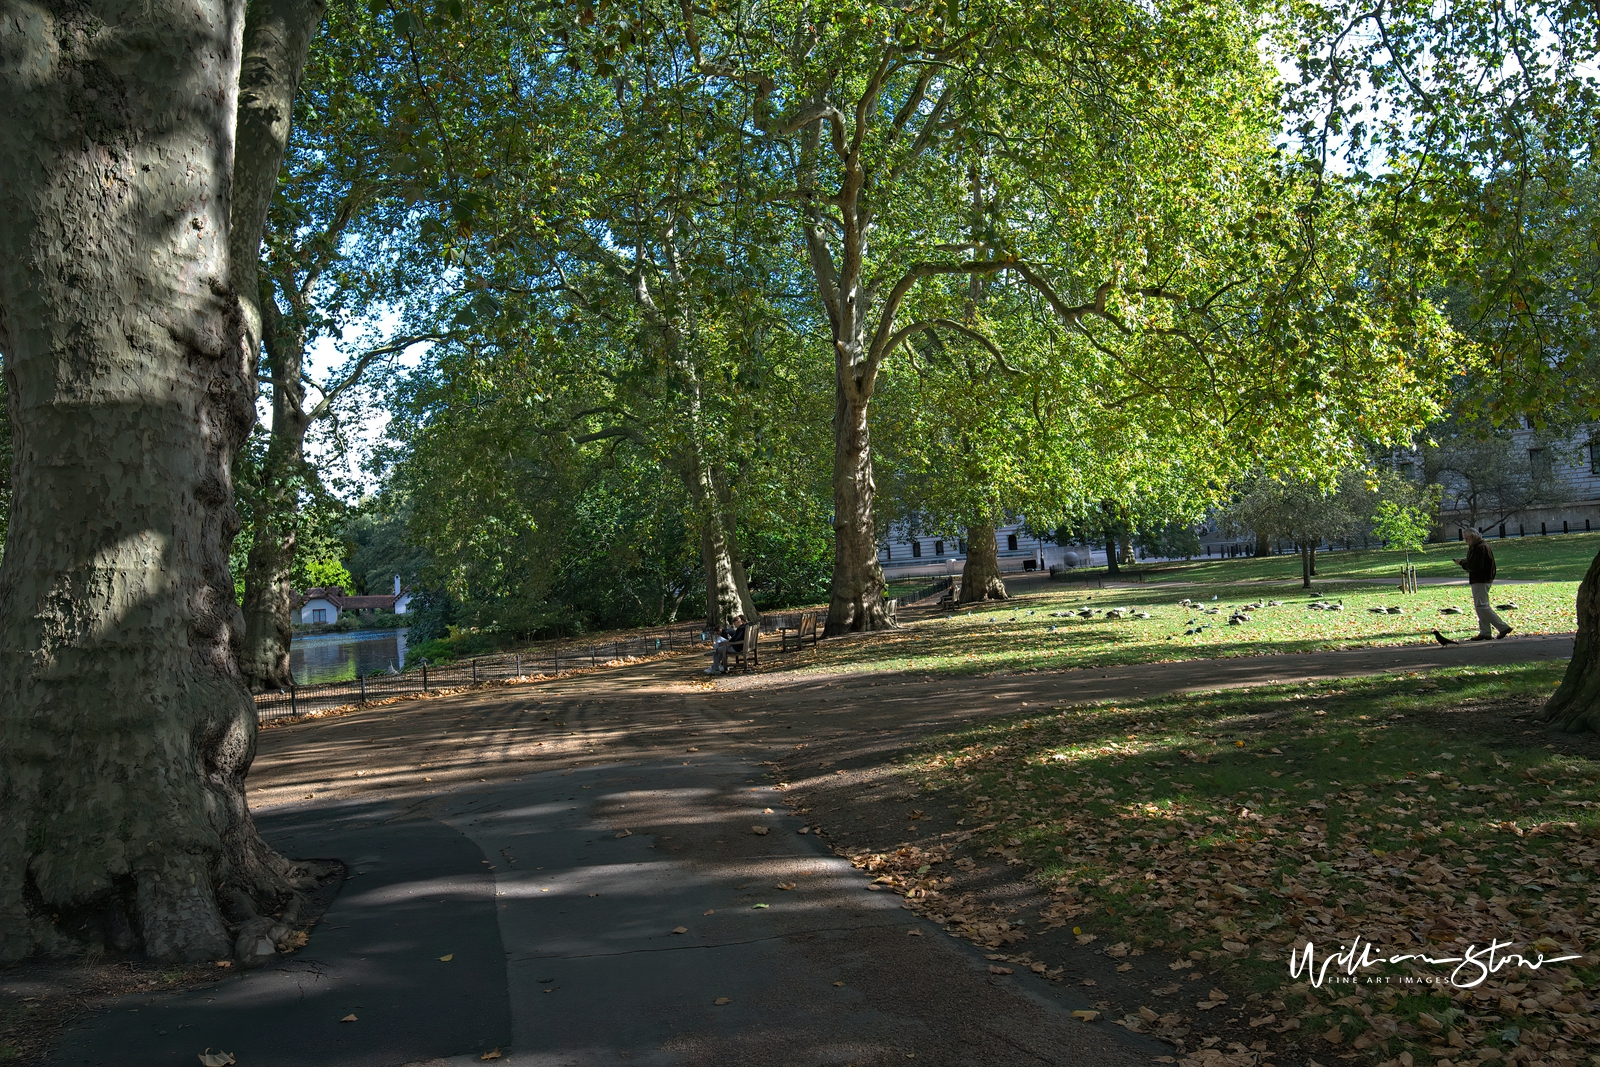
[359, 674, 366, 703]
[473, 658, 478, 683]
[591, 646, 597, 668]
[290, 686, 297, 717]
[516, 652, 522, 676]
[422, 662, 428, 692]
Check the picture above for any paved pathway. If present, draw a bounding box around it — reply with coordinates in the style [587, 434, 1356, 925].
[48, 634, 1575, 1067]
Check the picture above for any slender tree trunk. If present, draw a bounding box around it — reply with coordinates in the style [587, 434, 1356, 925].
[827, 387, 891, 634]
[960, 522, 1008, 601]
[1543, 549, 1600, 733]
[676, 454, 757, 629]
[719, 499, 759, 622]
[0, 0, 320, 962]
[1310, 543, 1318, 576]
[238, 303, 309, 690]
[1104, 533, 1121, 575]
[230, 0, 325, 359]
[1256, 530, 1271, 557]
[1300, 543, 1313, 588]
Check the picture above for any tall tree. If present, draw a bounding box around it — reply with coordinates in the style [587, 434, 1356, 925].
[0, 0, 330, 960]
[236, 4, 444, 690]
[1286, 0, 1600, 730]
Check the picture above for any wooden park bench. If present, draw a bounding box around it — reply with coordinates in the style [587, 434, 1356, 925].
[728, 620, 761, 672]
[784, 611, 819, 652]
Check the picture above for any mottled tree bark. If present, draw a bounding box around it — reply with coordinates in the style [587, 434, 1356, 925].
[827, 387, 892, 633]
[238, 301, 309, 690]
[1543, 549, 1600, 733]
[1255, 530, 1271, 557]
[229, 0, 322, 691]
[687, 461, 757, 629]
[1104, 533, 1121, 576]
[960, 522, 1008, 602]
[0, 0, 325, 962]
[229, 0, 325, 358]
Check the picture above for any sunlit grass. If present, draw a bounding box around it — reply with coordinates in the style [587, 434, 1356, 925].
[783, 581, 1580, 679]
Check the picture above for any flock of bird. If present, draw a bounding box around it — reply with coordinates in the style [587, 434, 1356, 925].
[980, 593, 1521, 643]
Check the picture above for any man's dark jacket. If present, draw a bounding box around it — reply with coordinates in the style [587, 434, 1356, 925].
[1461, 541, 1497, 584]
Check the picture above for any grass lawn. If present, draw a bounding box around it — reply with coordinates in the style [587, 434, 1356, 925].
[1115, 531, 1600, 586]
[887, 663, 1599, 1065]
[783, 581, 1581, 679]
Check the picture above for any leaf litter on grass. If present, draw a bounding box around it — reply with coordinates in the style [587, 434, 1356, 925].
[849, 663, 1599, 1067]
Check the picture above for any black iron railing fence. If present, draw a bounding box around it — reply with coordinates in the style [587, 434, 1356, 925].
[254, 624, 715, 723]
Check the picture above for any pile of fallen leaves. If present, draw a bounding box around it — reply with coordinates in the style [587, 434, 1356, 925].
[897, 668, 1600, 1067]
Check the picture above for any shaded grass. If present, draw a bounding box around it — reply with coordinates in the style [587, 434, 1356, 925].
[783, 581, 1580, 679]
[902, 663, 1600, 1060]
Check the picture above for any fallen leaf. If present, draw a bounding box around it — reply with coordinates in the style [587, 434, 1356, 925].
[1071, 1010, 1101, 1022]
[713, 996, 731, 1005]
[198, 1050, 236, 1067]
[1249, 1014, 1277, 1028]
[776, 882, 796, 890]
[752, 903, 769, 909]
[480, 1049, 503, 1062]
[703, 909, 714, 915]
[213, 960, 232, 969]
[615, 829, 632, 838]
[1030, 962, 1048, 973]
[907, 928, 922, 936]
[989, 965, 1014, 975]
[672, 926, 688, 934]
[751, 825, 770, 835]
[340, 1014, 358, 1022]
[438, 953, 454, 962]
[833, 981, 845, 987]
[1321, 1025, 1344, 1044]
[1116, 962, 1133, 972]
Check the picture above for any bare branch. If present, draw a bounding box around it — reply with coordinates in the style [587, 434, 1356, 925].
[308, 333, 446, 420]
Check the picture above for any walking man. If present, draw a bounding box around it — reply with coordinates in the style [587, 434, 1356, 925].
[1454, 529, 1512, 641]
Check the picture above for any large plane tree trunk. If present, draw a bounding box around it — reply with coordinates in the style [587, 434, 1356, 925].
[1543, 549, 1600, 733]
[960, 522, 1008, 602]
[827, 386, 892, 634]
[0, 0, 323, 962]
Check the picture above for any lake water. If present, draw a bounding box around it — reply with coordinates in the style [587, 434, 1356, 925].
[289, 629, 409, 685]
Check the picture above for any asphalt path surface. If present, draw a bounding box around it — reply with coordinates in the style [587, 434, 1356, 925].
[50, 632, 1574, 1067]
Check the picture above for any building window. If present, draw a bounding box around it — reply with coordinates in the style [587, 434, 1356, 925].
[911, 540, 922, 558]
[1398, 461, 1415, 480]
[1006, 533, 1019, 551]
[311, 608, 327, 623]
[1529, 447, 1552, 476]
[882, 544, 891, 561]
[1590, 438, 1599, 474]
[934, 539, 944, 556]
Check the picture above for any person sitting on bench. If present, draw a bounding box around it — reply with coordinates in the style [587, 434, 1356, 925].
[707, 615, 747, 674]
